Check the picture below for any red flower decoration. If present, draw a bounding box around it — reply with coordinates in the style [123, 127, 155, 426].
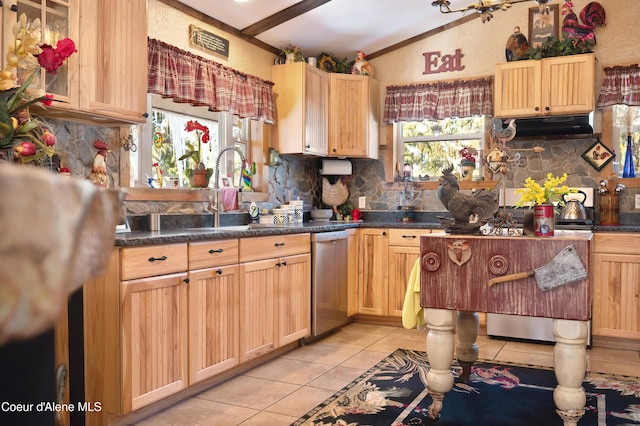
[42, 129, 57, 147]
[40, 93, 54, 107]
[36, 38, 77, 74]
[185, 120, 210, 143]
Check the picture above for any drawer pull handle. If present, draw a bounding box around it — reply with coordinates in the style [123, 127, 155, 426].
[148, 255, 167, 262]
[183, 278, 190, 284]
[274, 242, 286, 247]
[216, 269, 223, 275]
[382, 231, 386, 236]
[402, 235, 417, 239]
[209, 248, 224, 254]
[276, 260, 287, 267]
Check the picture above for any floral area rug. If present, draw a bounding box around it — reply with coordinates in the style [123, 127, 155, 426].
[293, 348, 640, 426]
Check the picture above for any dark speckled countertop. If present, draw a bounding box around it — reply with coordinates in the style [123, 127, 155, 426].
[114, 214, 640, 247]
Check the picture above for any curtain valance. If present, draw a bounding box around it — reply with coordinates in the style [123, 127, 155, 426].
[147, 38, 275, 123]
[596, 64, 640, 107]
[383, 77, 493, 122]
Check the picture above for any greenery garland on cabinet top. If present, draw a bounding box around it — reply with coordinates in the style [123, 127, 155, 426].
[520, 36, 594, 60]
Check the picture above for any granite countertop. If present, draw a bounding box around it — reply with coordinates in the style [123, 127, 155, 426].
[115, 215, 640, 247]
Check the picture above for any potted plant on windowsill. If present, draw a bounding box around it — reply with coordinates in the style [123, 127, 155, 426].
[179, 120, 213, 188]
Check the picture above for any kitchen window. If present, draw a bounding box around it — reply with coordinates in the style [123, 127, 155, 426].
[130, 95, 248, 188]
[396, 115, 487, 181]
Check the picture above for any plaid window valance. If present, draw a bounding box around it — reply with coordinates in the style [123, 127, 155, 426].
[147, 38, 275, 123]
[597, 64, 640, 107]
[383, 77, 493, 123]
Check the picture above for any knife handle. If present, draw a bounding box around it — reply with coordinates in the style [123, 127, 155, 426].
[488, 270, 534, 287]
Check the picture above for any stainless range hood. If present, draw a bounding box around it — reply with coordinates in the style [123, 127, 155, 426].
[513, 115, 594, 140]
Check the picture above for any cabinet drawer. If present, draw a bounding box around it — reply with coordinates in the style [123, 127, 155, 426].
[239, 233, 310, 262]
[121, 244, 188, 280]
[189, 239, 239, 269]
[388, 229, 438, 247]
[594, 233, 640, 255]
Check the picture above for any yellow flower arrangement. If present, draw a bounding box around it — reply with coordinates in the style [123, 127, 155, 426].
[514, 173, 576, 207]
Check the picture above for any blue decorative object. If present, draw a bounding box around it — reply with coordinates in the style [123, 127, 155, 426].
[623, 135, 636, 178]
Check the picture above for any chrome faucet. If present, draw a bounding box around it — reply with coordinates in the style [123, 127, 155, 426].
[211, 147, 247, 227]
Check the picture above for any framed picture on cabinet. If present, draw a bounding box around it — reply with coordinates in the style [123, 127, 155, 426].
[529, 4, 560, 48]
[581, 138, 614, 171]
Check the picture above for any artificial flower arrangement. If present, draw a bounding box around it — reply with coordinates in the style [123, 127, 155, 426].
[514, 173, 575, 207]
[281, 43, 304, 63]
[179, 120, 213, 185]
[317, 52, 351, 74]
[459, 147, 477, 168]
[0, 13, 76, 164]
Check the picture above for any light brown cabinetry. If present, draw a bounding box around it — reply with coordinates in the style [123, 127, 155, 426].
[328, 73, 379, 158]
[239, 234, 311, 362]
[119, 244, 189, 412]
[272, 62, 328, 155]
[593, 233, 640, 340]
[358, 229, 389, 315]
[388, 229, 425, 318]
[347, 228, 359, 316]
[494, 54, 595, 118]
[187, 240, 240, 384]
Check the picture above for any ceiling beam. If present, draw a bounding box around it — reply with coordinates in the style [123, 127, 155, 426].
[242, 0, 332, 37]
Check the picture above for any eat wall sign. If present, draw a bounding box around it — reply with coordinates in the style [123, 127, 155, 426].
[423, 49, 464, 74]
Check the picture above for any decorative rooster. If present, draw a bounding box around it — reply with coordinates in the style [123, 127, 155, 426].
[492, 118, 516, 145]
[437, 166, 499, 234]
[351, 51, 374, 77]
[87, 140, 110, 188]
[562, 1, 606, 45]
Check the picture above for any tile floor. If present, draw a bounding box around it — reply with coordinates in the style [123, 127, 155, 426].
[134, 322, 640, 425]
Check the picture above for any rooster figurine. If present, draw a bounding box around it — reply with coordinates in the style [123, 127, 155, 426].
[87, 140, 110, 188]
[437, 166, 499, 234]
[492, 118, 517, 145]
[351, 51, 374, 77]
[562, 1, 606, 45]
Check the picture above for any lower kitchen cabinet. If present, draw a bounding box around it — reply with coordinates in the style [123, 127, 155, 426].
[593, 233, 640, 340]
[347, 229, 359, 316]
[239, 234, 311, 362]
[121, 272, 189, 412]
[188, 265, 240, 384]
[358, 229, 389, 315]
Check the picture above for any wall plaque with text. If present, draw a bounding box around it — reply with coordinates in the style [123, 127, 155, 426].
[189, 25, 229, 58]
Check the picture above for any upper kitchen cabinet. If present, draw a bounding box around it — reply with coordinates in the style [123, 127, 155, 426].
[77, 0, 148, 124]
[272, 62, 328, 156]
[1, 0, 79, 109]
[328, 73, 379, 159]
[494, 54, 595, 118]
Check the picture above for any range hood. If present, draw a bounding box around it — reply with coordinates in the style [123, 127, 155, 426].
[513, 115, 594, 140]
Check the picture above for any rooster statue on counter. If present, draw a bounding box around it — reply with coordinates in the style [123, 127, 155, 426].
[437, 165, 499, 234]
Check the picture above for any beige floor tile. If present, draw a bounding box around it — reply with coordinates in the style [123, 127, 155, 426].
[239, 411, 298, 426]
[339, 322, 398, 337]
[197, 376, 300, 410]
[243, 357, 333, 385]
[340, 349, 390, 369]
[387, 327, 428, 341]
[501, 340, 555, 355]
[135, 397, 257, 426]
[282, 342, 361, 365]
[306, 365, 368, 391]
[315, 329, 384, 349]
[477, 339, 507, 360]
[493, 348, 554, 367]
[365, 336, 427, 353]
[265, 386, 336, 418]
[587, 346, 640, 365]
[588, 359, 640, 377]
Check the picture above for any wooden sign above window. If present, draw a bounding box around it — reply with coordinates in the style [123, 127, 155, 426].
[189, 25, 229, 58]
[423, 49, 465, 75]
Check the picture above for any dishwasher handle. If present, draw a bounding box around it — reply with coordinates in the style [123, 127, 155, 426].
[311, 231, 348, 243]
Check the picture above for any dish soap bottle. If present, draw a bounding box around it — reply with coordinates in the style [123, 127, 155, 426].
[249, 202, 259, 223]
[623, 135, 636, 178]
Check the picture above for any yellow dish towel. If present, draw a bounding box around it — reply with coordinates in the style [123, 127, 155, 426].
[402, 258, 425, 329]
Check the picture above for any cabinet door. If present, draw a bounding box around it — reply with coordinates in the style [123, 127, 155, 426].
[494, 60, 542, 118]
[388, 246, 420, 318]
[358, 229, 389, 315]
[121, 272, 188, 412]
[188, 265, 240, 384]
[272, 62, 328, 155]
[347, 229, 359, 316]
[78, 0, 147, 123]
[592, 253, 640, 340]
[542, 54, 595, 115]
[239, 258, 278, 362]
[329, 74, 379, 158]
[277, 253, 311, 345]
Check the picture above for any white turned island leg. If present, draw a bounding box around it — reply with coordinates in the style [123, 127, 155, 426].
[424, 308, 456, 420]
[552, 319, 588, 426]
[456, 311, 479, 383]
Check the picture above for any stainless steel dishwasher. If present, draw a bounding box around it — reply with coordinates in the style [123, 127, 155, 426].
[311, 231, 349, 338]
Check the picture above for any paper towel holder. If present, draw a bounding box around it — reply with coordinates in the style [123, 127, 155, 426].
[320, 159, 352, 176]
